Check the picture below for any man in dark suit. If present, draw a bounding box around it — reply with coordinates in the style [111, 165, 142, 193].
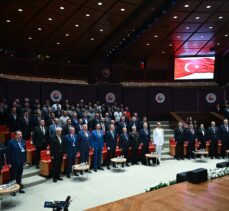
[185, 124, 196, 159]
[6, 130, 26, 193]
[50, 127, 64, 182]
[105, 124, 117, 169]
[174, 122, 185, 160]
[197, 124, 207, 150]
[78, 124, 91, 166]
[139, 123, 150, 165]
[19, 110, 31, 140]
[71, 112, 79, 130]
[49, 118, 60, 138]
[128, 117, 140, 132]
[119, 127, 130, 167]
[32, 119, 49, 168]
[31, 109, 43, 130]
[91, 113, 101, 131]
[7, 107, 19, 133]
[64, 127, 78, 178]
[118, 117, 128, 135]
[207, 121, 219, 159]
[91, 124, 104, 172]
[218, 119, 229, 159]
[62, 119, 73, 136]
[129, 126, 140, 165]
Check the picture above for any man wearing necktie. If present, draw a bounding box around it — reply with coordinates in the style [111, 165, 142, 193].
[197, 124, 207, 150]
[6, 130, 26, 193]
[50, 127, 64, 182]
[140, 123, 151, 165]
[91, 124, 104, 172]
[19, 110, 31, 140]
[32, 119, 49, 168]
[174, 122, 185, 160]
[185, 124, 196, 159]
[207, 121, 219, 159]
[119, 127, 130, 167]
[105, 124, 117, 169]
[64, 127, 78, 178]
[219, 119, 229, 159]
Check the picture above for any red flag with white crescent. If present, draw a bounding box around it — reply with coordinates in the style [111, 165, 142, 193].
[175, 57, 215, 80]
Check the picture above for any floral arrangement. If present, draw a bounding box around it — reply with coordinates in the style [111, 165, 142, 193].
[208, 167, 229, 180]
[145, 180, 176, 192]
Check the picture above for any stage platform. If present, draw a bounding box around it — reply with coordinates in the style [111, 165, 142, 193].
[86, 175, 229, 211]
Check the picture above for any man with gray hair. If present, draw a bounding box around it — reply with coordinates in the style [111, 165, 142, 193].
[153, 122, 164, 162]
[50, 127, 64, 182]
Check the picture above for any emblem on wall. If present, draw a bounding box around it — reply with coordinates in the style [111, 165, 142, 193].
[206, 93, 216, 103]
[105, 92, 116, 103]
[155, 93, 165, 103]
[102, 68, 111, 78]
[50, 90, 62, 102]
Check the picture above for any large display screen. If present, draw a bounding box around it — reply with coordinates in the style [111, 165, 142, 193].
[174, 56, 215, 80]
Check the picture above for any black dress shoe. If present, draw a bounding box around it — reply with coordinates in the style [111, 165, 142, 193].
[74, 173, 79, 176]
[57, 177, 63, 181]
[11, 192, 16, 197]
[98, 167, 104, 170]
[126, 164, 130, 167]
[80, 171, 83, 175]
[94, 169, 97, 172]
[53, 179, 57, 183]
[107, 166, 110, 170]
[19, 189, 25, 194]
[88, 170, 92, 173]
[66, 175, 71, 179]
[36, 165, 39, 169]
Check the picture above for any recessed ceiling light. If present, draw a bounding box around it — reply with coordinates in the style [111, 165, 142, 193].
[195, 16, 200, 20]
[28, 37, 32, 40]
[184, 4, 189, 8]
[98, 2, 103, 6]
[48, 17, 53, 21]
[18, 8, 23, 12]
[169, 43, 172, 47]
[173, 16, 178, 19]
[99, 29, 103, 32]
[6, 19, 11, 23]
[218, 16, 223, 19]
[91, 37, 94, 41]
[217, 42, 220, 45]
[120, 8, 125, 12]
[57, 42, 60, 45]
[162, 51, 165, 54]
[206, 5, 211, 9]
[123, 38, 125, 40]
[154, 35, 158, 38]
[177, 35, 181, 38]
[37, 27, 42, 31]
[209, 26, 213, 29]
[65, 33, 69, 37]
[186, 26, 190, 30]
[85, 14, 90, 17]
[225, 34, 228, 37]
[146, 43, 150, 46]
[59, 6, 64, 10]
[75, 24, 79, 27]
[200, 35, 204, 38]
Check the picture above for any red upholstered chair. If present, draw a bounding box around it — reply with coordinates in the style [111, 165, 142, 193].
[0, 165, 10, 184]
[149, 142, 155, 153]
[26, 140, 36, 165]
[102, 146, 107, 164]
[218, 140, 222, 154]
[39, 150, 51, 177]
[169, 137, 176, 156]
[184, 141, 188, 156]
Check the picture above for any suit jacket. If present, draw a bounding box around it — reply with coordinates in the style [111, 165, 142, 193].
[207, 127, 218, 142]
[7, 139, 26, 166]
[91, 118, 101, 130]
[50, 135, 64, 158]
[91, 130, 104, 150]
[31, 116, 42, 130]
[49, 124, 58, 138]
[119, 133, 129, 150]
[197, 128, 207, 143]
[64, 134, 78, 156]
[105, 130, 117, 150]
[78, 130, 91, 152]
[174, 127, 185, 144]
[62, 124, 73, 136]
[19, 117, 32, 140]
[7, 113, 19, 132]
[128, 121, 140, 132]
[185, 128, 196, 144]
[218, 125, 229, 143]
[139, 129, 150, 147]
[129, 132, 140, 148]
[32, 126, 49, 148]
[117, 121, 128, 135]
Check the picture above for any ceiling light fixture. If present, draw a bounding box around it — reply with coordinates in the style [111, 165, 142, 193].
[48, 17, 53, 21]
[6, 19, 11, 23]
[75, 24, 79, 27]
[18, 8, 23, 12]
[162, 51, 165, 54]
[85, 14, 90, 17]
[184, 4, 189, 8]
[206, 5, 211, 9]
[195, 16, 200, 20]
[186, 26, 190, 29]
[60, 6, 64, 10]
[98, 2, 103, 6]
[99, 29, 103, 32]
[146, 43, 150, 46]
[154, 35, 158, 38]
[209, 26, 213, 29]
[169, 43, 172, 47]
[173, 16, 178, 19]
[91, 37, 94, 41]
[225, 34, 228, 37]
[120, 8, 125, 12]
[37, 27, 42, 31]
[65, 33, 69, 37]
[57, 42, 60, 45]
[28, 37, 32, 40]
[218, 16, 223, 19]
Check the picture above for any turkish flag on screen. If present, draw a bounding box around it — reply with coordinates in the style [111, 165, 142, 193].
[174, 57, 215, 80]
